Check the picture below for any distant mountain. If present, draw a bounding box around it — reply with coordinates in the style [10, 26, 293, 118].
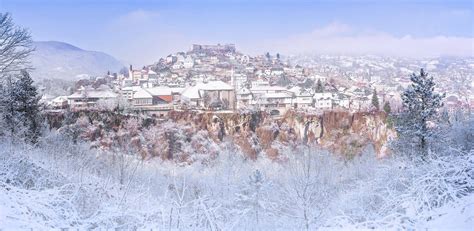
[30, 41, 124, 81]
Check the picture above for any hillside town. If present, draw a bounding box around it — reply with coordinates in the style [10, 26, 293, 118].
[44, 44, 474, 117]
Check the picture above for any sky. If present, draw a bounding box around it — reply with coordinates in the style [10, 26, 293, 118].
[1, 0, 473, 66]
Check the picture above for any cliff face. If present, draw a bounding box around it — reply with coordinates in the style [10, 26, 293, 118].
[47, 109, 395, 161]
[168, 110, 395, 159]
[318, 111, 395, 158]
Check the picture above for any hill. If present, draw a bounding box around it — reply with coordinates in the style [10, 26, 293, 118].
[30, 41, 124, 81]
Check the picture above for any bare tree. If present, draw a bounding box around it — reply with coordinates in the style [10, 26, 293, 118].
[0, 13, 34, 79]
[278, 146, 339, 230]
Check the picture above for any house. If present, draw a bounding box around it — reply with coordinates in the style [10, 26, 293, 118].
[181, 80, 235, 110]
[251, 92, 294, 115]
[249, 85, 294, 114]
[240, 55, 250, 64]
[50, 96, 69, 109]
[68, 86, 118, 109]
[172, 63, 183, 69]
[333, 93, 351, 109]
[132, 88, 153, 106]
[251, 79, 271, 88]
[351, 96, 371, 111]
[121, 86, 142, 100]
[183, 56, 194, 69]
[232, 73, 248, 90]
[147, 70, 158, 79]
[250, 85, 288, 96]
[311, 74, 327, 83]
[289, 87, 313, 108]
[166, 55, 177, 64]
[129, 65, 150, 84]
[146, 87, 174, 105]
[313, 92, 333, 110]
[236, 87, 252, 109]
[132, 87, 177, 117]
[271, 67, 284, 76]
[264, 69, 272, 76]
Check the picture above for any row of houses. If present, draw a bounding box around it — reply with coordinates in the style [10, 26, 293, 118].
[53, 78, 375, 117]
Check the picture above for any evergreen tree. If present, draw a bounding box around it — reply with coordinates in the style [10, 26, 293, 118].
[315, 79, 324, 93]
[371, 88, 379, 110]
[383, 101, 391, 114]
[13, 70, 42, 143]
[398, 68, 444, 159]
[0, 75, 22, 142]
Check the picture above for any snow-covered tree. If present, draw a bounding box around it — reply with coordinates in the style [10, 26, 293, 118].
[398, 68, 444, 159]
[111, 118, 143, 184]
[278, 147, 339, 230]
[13, 70, 42, 143]
[371, 88, 379, 110]
[235, 169, 270, 227]
[0, 71, 41, 143]
[0, 75, 22, 143]
[315, 79, 324, 93]
[383, 101, 391, 114]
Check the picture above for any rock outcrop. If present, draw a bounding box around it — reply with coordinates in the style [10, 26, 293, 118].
[167, 110, 395, 159]
[47, 109, 396, 161]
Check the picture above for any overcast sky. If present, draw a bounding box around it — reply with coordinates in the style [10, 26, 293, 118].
[1, 0, 473, 66]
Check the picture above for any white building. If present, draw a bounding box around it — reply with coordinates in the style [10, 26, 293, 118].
[311, 74, 327, 83]
[313, 92, 333, 110]
[181, 80, 235, 110]
[249, 85, 294, 114]
[50, 96, 69, 109]
[236, 87, 252, 109]
[232, 73, 248, 91]
[289, 87, 313, 108]
[183, 56, 194, 69]
[132, 88, 153, 106]
[68, 86, 118, 109]
[333, 93, 351, 109]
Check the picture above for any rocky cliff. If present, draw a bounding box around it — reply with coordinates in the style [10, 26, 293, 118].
[48, 109, 395, 162]
[167, 110, 396, 160]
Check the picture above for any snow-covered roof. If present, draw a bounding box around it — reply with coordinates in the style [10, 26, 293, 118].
[196, 80, 233, 91]
[181, 81, 233, 100]
[313, 92, 333, 100]
[122, 86, 142, 91]
[264, 92, 293, 99]
[133, 88, 152, 99]
[52, 96, 68, 103]
[289, 86, 302, 94]
[170, 87, 185, 94]
[68, 89, 117, 99]
[146, 87, 172, 96]
[237, 87, 251, 95]
[250, 85, 287, 92]
[181, 86, 201, 99]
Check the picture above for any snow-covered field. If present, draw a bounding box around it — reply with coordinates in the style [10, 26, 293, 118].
[0, 125, 473, 229]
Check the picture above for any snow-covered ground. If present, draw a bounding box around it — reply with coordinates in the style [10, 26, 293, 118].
[0, 128, 472, 229]
[425, 194, 474, 230]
